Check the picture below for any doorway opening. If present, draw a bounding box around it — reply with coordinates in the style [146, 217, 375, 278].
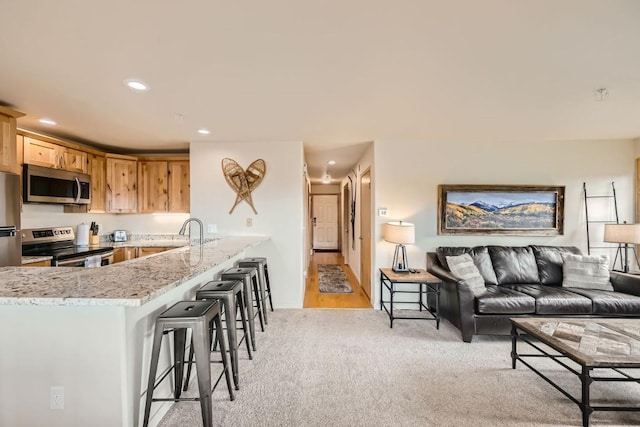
[312, 194, 339, 251]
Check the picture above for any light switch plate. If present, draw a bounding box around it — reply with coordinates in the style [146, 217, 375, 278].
[378, 208, 388, 217]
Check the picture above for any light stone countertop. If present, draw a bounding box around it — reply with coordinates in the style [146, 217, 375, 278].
[0, 236, 269, 307]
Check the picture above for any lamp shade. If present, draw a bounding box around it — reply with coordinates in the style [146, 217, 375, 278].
[383, 221, 415, 244]
[603, 223, 640, 244]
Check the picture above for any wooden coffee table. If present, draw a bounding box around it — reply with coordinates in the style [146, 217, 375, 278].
[511, 318, 640, 427]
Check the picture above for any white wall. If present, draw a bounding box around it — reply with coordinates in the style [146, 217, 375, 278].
[341, 145, 374, 283]
[373, 138, 637, 308]
[21, 204, 189, 236]
[189, 141, 305, 308]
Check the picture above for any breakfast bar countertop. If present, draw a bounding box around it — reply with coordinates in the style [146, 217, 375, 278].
[0, 235, 269, 307]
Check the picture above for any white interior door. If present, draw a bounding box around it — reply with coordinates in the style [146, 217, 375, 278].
[313, 195, 339, 250]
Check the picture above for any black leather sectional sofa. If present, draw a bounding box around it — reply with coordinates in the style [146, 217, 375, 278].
[426, 245, 640, 342]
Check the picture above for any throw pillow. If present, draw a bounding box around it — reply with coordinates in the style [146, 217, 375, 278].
[446, 254, 486, 295]
[561, 253, 613, 291]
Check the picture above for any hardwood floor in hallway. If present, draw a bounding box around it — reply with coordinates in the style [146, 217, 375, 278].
[304, 251, 372, 308]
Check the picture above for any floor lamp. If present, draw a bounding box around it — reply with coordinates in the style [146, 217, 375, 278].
[383, 221, 415, 273]
[603, 223, 640, 273]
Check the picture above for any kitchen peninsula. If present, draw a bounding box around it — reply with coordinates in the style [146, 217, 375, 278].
[0, 235, 269, 427]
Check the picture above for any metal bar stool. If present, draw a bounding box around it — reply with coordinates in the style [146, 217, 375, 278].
[184, 280, 252, 391]
[221, 267, 265, 350]
[238, 257, 274, 321]
[142, 300, 234, 427]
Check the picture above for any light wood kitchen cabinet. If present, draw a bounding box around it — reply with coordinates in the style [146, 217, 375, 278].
[137, 247, 170, 257]
[106, 154, 137, 213]
[137, 158, 189, 213]
[113, 247, 138, 263]
[168, 160, 190, 212]
[0, 106, 25, 174]
[58, 146, 87, 173]
[23, 137, 57, 168]
[23, 136, 88, 173]
[23, 260, 52, 267]
[138, 161, 168, 213]
[64, 153, 107, 213]
[113, 246, 172, 263]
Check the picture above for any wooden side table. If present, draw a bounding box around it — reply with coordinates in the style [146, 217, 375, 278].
[379, 268, 441, 328]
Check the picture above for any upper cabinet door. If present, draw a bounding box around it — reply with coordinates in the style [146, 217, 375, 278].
[137, 161, 168, 213]
[168, 160, 190, 213]
[23, 137, 58, 169]
[58, 147, 88, 174]
[0, 106, 24, 175]
[106, 155, 137, 213]
[88, 154, 106, 212]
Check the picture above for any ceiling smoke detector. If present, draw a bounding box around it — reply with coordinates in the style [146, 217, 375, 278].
[594, 88, 609, 102]
[321, 174, 331, 184]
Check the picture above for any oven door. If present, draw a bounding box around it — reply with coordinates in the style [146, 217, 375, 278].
[55, 252, 114, 267]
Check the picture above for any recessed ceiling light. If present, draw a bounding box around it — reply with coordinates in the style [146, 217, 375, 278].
[197, 128, 210, 135]
[328, 160, 336, 165]
[124, 79, 149, 91]
[39, 118, 56, 125]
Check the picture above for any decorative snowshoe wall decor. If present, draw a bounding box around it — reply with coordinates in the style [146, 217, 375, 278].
[221, 158, 266, 214]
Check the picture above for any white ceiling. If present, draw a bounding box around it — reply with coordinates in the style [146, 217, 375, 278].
[1, 1, 639, 183]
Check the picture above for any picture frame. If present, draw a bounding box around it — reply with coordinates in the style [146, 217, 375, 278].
[437, 184, 565, 236]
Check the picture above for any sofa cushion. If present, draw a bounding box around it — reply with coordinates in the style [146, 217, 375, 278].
[475, 285, 535, 314]
[446, 254, 486, 295]
[561, 288, 640, 315]
[436, 246, 498, 285]
[562, 253, 613, 291]
[503, 284, 593, 314]
[530, 245, 581, 286]
[488, 246, 539, 285]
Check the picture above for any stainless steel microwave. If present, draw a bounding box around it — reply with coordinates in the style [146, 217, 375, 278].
[23, 164, 91, 205]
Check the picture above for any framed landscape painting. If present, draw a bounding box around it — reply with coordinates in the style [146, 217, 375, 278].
[438, 184, 565, 235]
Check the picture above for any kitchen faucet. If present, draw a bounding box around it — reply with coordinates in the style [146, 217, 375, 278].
[179, 218, 204, 245]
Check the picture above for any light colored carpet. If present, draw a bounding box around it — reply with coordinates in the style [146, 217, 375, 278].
[317, 264, 353, 293]
[158, 309, 640, 426]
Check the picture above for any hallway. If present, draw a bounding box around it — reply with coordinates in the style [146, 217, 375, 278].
[303, 251, 372, 308]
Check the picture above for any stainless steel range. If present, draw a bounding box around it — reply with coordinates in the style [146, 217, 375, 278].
[22, 226, 114, 267]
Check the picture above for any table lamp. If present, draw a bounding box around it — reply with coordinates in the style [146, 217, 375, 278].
[383, 221, 415, 273]
[603, 222, 640, 273]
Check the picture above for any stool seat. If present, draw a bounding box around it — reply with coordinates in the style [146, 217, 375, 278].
[159, 300, 216, 320]
[224, 267, 255, 275]
[198, 280, 239, 293]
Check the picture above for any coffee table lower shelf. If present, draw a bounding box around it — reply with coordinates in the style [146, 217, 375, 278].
[510, 318, 640, 427]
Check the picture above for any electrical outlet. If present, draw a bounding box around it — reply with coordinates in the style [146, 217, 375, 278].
[246, 218, 253, 227]
[50, 386, 64, 410]
[207, 224, 217, 233]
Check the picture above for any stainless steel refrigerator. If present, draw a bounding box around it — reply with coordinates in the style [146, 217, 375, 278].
[0, 171, 21, 266]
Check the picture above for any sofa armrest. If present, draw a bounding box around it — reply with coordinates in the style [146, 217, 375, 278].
[427, 253, 477, 342]
[611, 271, 640, 297]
